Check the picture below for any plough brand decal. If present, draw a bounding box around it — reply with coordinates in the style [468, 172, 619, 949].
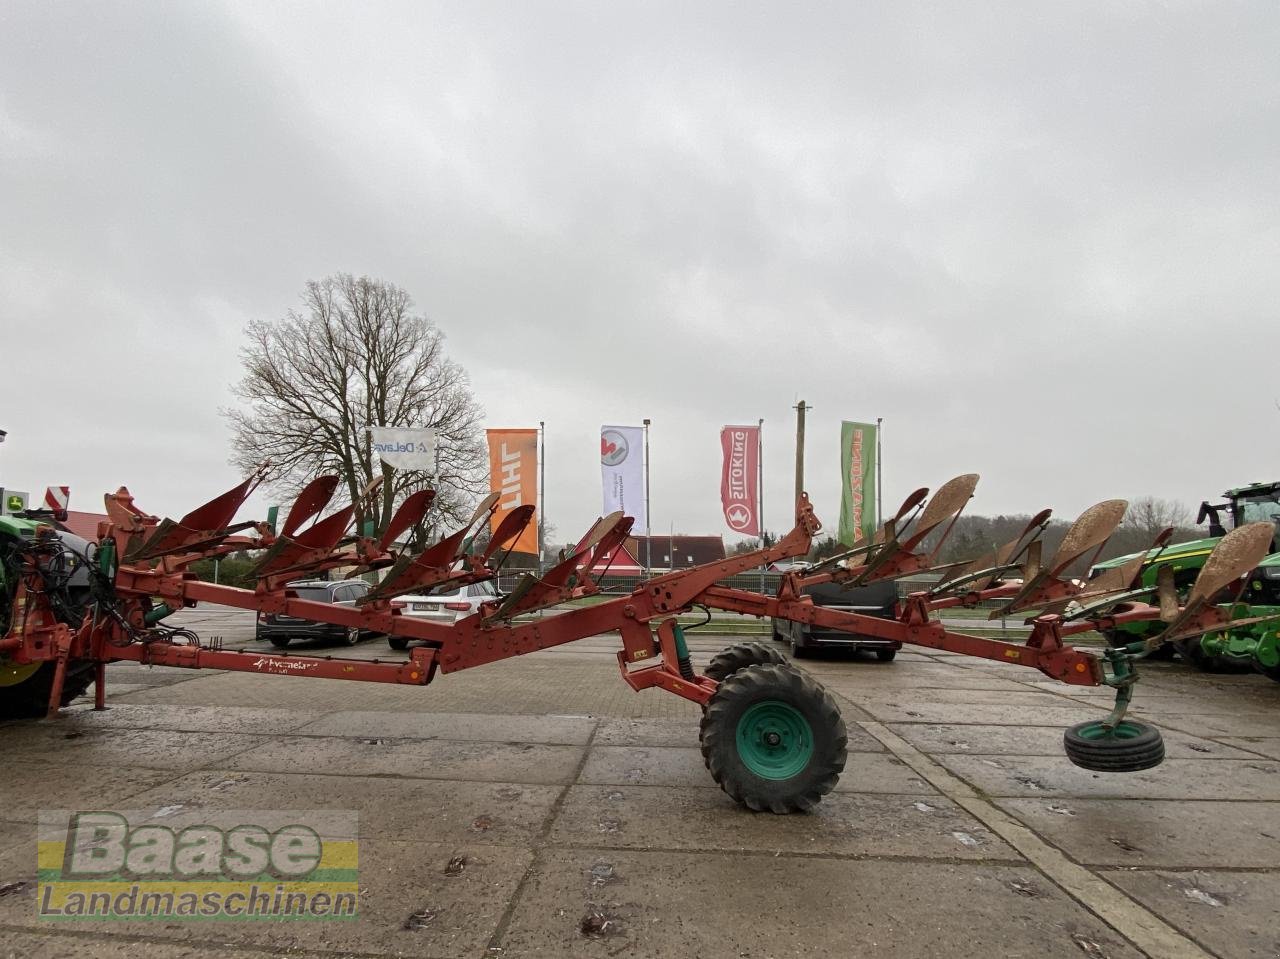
[251, 657, 318, 672]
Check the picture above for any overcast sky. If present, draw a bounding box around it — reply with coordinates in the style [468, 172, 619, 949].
[2, 1, 1277, 545]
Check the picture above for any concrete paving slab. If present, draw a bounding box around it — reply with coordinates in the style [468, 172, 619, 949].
[0, 726, 269, 771]
[855, 702, 1106, 725]
[54, 702, 327, 735]
[292, 710, 597, 744]
[593, 716, 885, 751]
[223, 735, 586, 785]
[497, 849, 1143, 959]
[1216, 737, 1280, 760]
[889, 722, 1257, 760]
[0, 837, 531, 959]
[1, 762, 179, 822]
[1132, 709, 1280, 739]
[997, 798, 1280, 868]
[812, 669, 1036, 692]
[0, 930, 334, 959]
[593, 718, 701, 748]
[1103, 868, 1280, 959]
[577, 746, 936, 794]
[111, 660, 705, 719]
[549, 785, 1017, 860]
[940, 755, 1280, 800]
[856, 688, 1076, 707]
[121, 770, 560, 845]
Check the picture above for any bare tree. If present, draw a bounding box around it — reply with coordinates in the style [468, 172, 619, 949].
[224, 274, 486, 538]
[1122, 496, 1192, 540]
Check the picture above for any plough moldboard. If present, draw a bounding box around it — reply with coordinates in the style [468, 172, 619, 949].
[3, 470, 1277, 813]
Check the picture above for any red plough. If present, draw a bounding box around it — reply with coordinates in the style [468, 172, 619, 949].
[2, 473, 1275, 813]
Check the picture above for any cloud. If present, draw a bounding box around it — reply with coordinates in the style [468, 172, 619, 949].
[2, 0, 1277, 543]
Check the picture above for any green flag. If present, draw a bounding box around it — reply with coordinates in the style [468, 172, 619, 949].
[837, 421, 877, 545]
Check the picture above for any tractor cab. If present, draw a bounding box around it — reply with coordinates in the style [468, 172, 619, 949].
[1198, 481, 1280, 551]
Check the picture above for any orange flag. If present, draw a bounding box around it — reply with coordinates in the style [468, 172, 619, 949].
[486, 428, 539, 556]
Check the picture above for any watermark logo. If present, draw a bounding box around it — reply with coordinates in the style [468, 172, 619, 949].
[38, 809, 358, 921]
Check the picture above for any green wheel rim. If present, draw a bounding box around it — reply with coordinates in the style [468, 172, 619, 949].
[736, 701, 814, 780]
[0, 657, 41, 688]
[1074, 721, 1146, 741]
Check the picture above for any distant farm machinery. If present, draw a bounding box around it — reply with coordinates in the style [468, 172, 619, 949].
[2, 470, 1276, 813]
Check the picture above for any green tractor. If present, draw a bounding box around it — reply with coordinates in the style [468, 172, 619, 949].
[1090, 482, 1280, 673]
[0, 512, 97, 718]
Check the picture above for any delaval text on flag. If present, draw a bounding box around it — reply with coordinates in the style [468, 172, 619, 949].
[719, 425, 759, 536]
[837, 420, 878, 545]
[486, 428, 539, 555]
[600, 425, 646, 529]
[370, 427, 438, 473]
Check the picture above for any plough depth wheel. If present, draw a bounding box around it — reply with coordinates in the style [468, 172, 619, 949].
[700, 663, 846, 813]
[703, 641, 787, 683]
[1063, 720, 1164, 772]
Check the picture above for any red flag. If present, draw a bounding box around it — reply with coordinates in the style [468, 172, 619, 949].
[720, 425, 759, 535]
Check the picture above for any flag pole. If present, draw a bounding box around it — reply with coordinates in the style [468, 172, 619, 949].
[538, 420, 546, 573]
[757, 417, 765, 591]
[643, 418, 652, 575]
[876, 416, 883, 524]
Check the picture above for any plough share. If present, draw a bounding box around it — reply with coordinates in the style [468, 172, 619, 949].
[2, 470, 1275, 813]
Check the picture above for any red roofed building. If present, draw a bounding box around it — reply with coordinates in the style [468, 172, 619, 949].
[592, 535, 726, 574]
[59, 510, 109, 541]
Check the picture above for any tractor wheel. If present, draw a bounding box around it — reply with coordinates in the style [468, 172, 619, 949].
[0, 660, 96, 721]
[1063, 719, 1164, 772]
[704, 642, 787, 683]
[1174, 637, 1226, 672]
[388, 636, 409, 651]
[1256, 661, 1280, 683]
[700, 663, 846, 813]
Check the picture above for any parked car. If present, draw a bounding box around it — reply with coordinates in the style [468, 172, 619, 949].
[255, 579, 373, 648]
[387, 580, 500, 650]
[770, 577, 902, 660]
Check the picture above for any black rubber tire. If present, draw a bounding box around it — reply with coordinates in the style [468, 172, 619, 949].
[789, 635, 811, 659]
[343, 626, 361, 646]
[1, 584, 96, 720]
[704, 642, 787, 683]
[1063, 719, 1165, 772]
[1174, 637, 1226, 672]
[388, 636, 409, 651]
[700, 663, 846, 813]
[269, 636, 291, 649]
[770, 621, 786, 643]
[875, 648, 897, 662]
[0, 661, 96, 721]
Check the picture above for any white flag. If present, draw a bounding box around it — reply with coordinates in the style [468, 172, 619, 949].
[370, 427, 438, 472]
[601, 425, 646, 528]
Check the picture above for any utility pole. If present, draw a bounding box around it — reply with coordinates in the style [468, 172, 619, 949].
[793, 401, 809, 507]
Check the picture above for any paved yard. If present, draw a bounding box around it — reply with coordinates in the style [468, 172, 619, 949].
[3, 606, 1280, 958]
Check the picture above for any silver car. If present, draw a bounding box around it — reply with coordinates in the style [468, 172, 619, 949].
[388, 580, 499, 650]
